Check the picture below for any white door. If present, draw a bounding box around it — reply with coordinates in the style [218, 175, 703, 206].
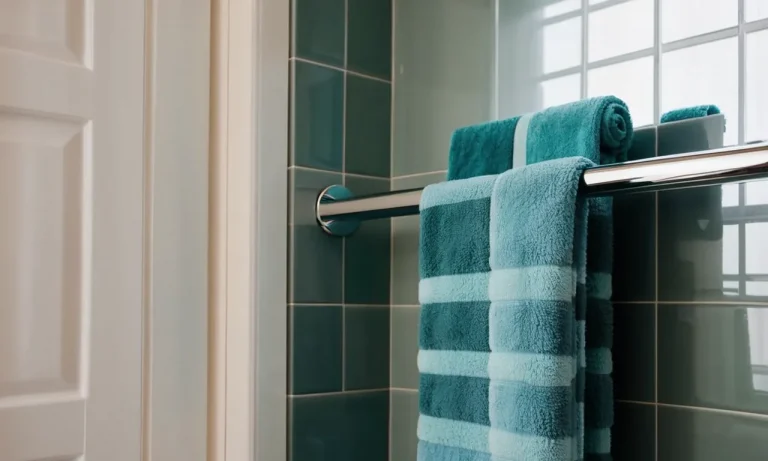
[0, 1, 146, 460]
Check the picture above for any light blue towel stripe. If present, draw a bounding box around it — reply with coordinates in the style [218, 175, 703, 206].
[489, 351, 576, 387]
[512, 113, 532, 168]
[418, 415, 491, 455]
[586, 272, 612, 300]
[418, 441, 492, 461]
[420, 175, 495, 210]
[488, 266, 575, 302]
[419, 272, 491, 304]
[417, 349, 576, 386]
[418, 350, 489, 379]
[489, 427, 574, 461]
[586, 348, 613, 374]
[585, 428, 611, 454]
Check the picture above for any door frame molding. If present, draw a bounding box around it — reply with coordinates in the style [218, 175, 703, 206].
[141, 1, 211, 459]
[209, 0, 289, 460]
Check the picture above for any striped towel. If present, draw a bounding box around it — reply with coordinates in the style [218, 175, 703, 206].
[419, 96, 632, 461]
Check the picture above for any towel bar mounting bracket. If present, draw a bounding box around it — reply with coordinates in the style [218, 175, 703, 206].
[316, 185, 361, 236]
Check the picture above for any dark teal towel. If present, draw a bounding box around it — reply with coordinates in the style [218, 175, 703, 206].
[660, 105, 720, 123]
[447, 96, 633, 180]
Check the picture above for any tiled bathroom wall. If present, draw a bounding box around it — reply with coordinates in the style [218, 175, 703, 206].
[287, 1, 392, 460]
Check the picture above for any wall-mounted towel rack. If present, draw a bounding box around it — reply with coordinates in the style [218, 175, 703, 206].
[316, 142, 768, 236]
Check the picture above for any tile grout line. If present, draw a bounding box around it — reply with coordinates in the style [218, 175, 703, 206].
[616, 400, 768, 420]
[290, 388, 391, 399]
[290, 56, 392, 84]
[389, 6, 397, 456]
[288, 164, 387, 181]
[580, 0, 588, 100]
[738, 0, 746, 146]
[391, 169, 448, 181]
[341, 0, 348, 394]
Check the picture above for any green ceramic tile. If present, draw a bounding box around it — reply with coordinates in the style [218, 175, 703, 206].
[658, 304, 768, 414]
[290, 391, 389, 461]
[347, 0, 392, 79]
[658, 405, 768, 461]
[391, 173, 445, 305]
[291, 224, 343, 304]
[658, 114, 725, 157]
[345, 75, 391, 177]
[344, 306, 390, 390]
[344, 176, 390, 304]
[613, 304, 656, 402]
[613, 191, 656, 302]
[391, 306, 419, 389]
[658, 185, 728, 302]
[292, 61, 344, 171]
[392, 0, 494, 176]
[290, 168, 342, 226]
[292, 0, 345, 66]
[290, 305, 343, 394]
[390, 390, 419, 461]
[612, 402, 655, 461]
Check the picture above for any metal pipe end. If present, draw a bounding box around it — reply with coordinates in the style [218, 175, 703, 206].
[316, 184, 360, 237]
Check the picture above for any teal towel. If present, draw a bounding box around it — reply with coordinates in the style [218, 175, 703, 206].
[420, 95, 632, 461]
[418, 157, 605, 461]
[447, 96, 633, 180]
[660, 105, 720, 123]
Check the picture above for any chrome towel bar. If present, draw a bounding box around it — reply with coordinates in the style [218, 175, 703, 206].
[316, 142, 768, 236]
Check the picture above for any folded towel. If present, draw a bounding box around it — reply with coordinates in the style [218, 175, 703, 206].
[447, 96, 633, 181]
[660, 104, 720, 124]
[418, 156, 602, 461]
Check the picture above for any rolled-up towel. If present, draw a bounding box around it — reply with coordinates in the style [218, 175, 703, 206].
[448, 96, 634, 180]
[660, 104, 720, 123]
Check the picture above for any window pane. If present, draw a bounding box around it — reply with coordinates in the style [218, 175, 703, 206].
[746, 223, 768, 274]
[723, 280, 739, 296]
[746, 30, 768, 143]
[589, 0, 654, 62]
[544, 0, 581, 18]
[747, 281, 768, 296]
[723, 224, 739, 275]
[722, 183, 739, 207]
[543, 17, 582, 74]
[588, 57, 654, 126]
[746, 179, 768, 205]
[541, 73, 582, 108]
[662, 0, 737, 43]
[662, 38, 739, 145]
[746, 0, 768, 22]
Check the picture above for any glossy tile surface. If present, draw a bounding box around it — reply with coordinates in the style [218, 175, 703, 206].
[658, 183, 756, 302]
[292, 0, 345, 66]
[290, 391, 389, 461]
[347, 0, 392, 79]
[391, 306, 419, 389]
[289, 169, 344, 304]
[290, 305, 343, 394]
[657, 114, 725, 157]
[344, 177, 391, 304]
[613, 192, 656, 302]
[613, 304, 656, 402]
[390, 390, 419, 461]
[292, 61, 344, 171]
[658, 304, 768, 414]
[290, 168, 342, 226]
[612, 402, 656, 461]
[345, 75, 392, 178]
[345, 306, 390, 390]
[391, 173, 445, 305]
[658, 406, 768, 461]
[393, 0, 494, 176]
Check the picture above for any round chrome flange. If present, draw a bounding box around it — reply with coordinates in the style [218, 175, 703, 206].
[316, 184, 360, 236]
